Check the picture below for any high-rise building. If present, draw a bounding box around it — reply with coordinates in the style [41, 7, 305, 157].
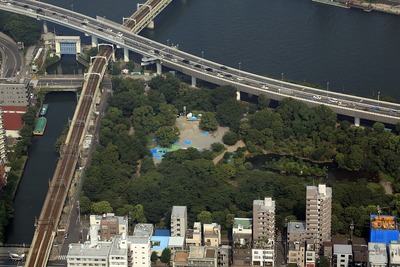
[0, 106, 7, 163]
[305, 184, 332, 252]
[253, 197, 275, 242]
[171, 206, 187, 237]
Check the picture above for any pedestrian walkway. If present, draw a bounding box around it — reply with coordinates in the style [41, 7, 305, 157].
[58, 254, 67, 260]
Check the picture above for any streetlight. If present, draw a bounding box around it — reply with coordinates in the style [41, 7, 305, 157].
[281, 72, 284, 81]
[239, 62, 241, 71]
[167, 39, 170, 47]
[349, 221, 355, 244]
[327, 82, 330, 97]
[378, 91, 381, 107]
[71, 4, 73, 11]
[201, 51, 204, 64]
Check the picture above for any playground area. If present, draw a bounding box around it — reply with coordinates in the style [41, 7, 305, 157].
[150, 116, 229, 163]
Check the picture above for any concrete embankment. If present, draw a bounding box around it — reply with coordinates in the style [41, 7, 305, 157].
[313, 0, 400, 16]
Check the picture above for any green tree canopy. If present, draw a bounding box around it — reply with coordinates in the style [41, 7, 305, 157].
[92, 201, 113, 214]
[199, 112, 219, 132]
[155, 126, 180, 147]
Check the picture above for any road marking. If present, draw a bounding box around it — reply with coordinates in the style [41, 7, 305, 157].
[58, 254, 67, 260]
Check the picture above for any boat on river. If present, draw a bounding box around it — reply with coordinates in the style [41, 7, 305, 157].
[40, 104, 49, 116]
[33, 117, 47, 136]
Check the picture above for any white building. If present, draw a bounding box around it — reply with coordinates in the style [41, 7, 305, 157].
[0, 107, 6, 163]
[89, 213, 128, 241]
[368, 242, 387, 267]
[389, 243, 400, 267]
[171, 206, 187, 237]
[0, 78, 31, 106]
[252, 238, 275, 267]
[67, 223, 153, 267]
[333, 244, 352, 267]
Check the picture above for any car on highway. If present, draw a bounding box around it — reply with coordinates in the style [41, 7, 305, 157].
[217, 73, 224, 77]
[313, 95, 322, 100]
[83, 19, 89, 24]
[328, 98, 338, 103]
[261, 85, 268, 89]
[117, 32, 123, 37]
[236, 76, 243, 81]
[97, 28, 104, 32]
[171, 58, 178, 62]
[0, 0, 7, 3]
[220, 66, 228, 70]
[182, 59, 190, 64]
[371, 106, 380, 111]
[165, 54, 173, 58]
[106, 28, 113, 32]
[205, 67, 213, 72]
[194, 64, 201, 68]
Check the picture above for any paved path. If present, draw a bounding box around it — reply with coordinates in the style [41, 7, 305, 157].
[212, 140, 245, 164]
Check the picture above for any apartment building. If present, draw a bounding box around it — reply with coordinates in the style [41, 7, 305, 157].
[67, 223, 153, 267]
[186, 222, 202, 247]
[171, 206, 187, 237]
[0, 107, 6, 163]
[203, 223, 221, 246]
[305, 184, 332, 252]
[389, 243, 400, 267]
[0, 78, 31, 106]
[333, 244, 352, 267]
[287, 222, 307, 267]
[232, 218, 253, 266]
[90, 213, 128, 241]
[368, 242, 387, 267]
[253, 197, 275, 242]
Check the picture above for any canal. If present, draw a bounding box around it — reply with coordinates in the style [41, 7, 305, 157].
[5, 92, 77, 244]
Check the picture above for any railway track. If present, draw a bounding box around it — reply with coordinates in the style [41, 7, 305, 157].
[123, 0, 162, 29]
[25, 47, 112, 267]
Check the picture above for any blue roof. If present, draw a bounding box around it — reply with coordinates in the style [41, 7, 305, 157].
[151, 236, 170, 251]
[154, 229, 170, 236]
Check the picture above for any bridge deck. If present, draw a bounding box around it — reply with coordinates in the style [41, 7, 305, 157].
[25, 48, 112, 267]
[124, 0, 172, 33]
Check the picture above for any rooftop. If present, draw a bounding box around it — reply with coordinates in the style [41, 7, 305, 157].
[188, 246, 216, 259]
[253, 197, 275, 211]
[110, 236, 128, 256]
[151, 236, 169, 251]
[169, 236, 185, 247]
[174, 251, 189, 263]
[389, 243, 400, 264]
[233, 218, 252, 229]
[134, 223, 153, 237]
[288, 221, 306, 234]
[67, 242, 112, 259]
[3, 112, 24, 130]
[172, 206, 187, 218]
[368, 242, 387, 264]
[154, 229, 170, 236]
[334, 244, 352, 255]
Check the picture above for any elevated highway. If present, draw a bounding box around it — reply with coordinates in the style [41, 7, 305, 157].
[0, 0, 399, 126]
[24, 47, 112, 267]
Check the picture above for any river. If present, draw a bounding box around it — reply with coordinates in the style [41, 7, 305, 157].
[5, 92, 76, 244]
[42, 0, 400, 101]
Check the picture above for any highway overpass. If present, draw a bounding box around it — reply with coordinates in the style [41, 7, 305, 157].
[1, 0, 400, 125]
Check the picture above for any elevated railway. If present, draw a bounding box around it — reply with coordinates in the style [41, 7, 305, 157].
[25, 47, 112, 267]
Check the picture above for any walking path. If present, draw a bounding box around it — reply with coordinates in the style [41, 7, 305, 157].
[212, 140, 245, 164]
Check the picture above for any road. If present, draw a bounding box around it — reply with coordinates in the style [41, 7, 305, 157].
[0, 32, 23, 78]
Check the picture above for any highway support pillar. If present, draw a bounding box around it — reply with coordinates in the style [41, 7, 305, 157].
[147, 20, 155, 29]
[236, 91, 241, 101]
[156, 62, 162, 75]
[123, 48, 129, 62]
[191, 76, 197, 87]
[91, 36, 98, 47]
[43, 21, 48, 34]
[354, 117, 360, 127]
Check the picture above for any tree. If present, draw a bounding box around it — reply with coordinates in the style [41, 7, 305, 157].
[125, 61, 135, 72]
[160, 248, 171, 264]
[132, 106, 159, 133]
[197, 210, 212, 224]
[151, 251, 158, 263]
[258, 94, 270, 110]
[80, 196, 92, 214]
[222, 131, 239, 146]
[92, 201, 113, 214]
[319, 256, 330, 267]
[199, 112, 219, 131]
[155, 126, 180, 147]
[216, 99, 245, 131]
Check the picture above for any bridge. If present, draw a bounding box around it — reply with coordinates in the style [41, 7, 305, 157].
[1, 1, 400, 125]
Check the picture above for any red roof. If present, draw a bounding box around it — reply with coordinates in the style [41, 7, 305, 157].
[3, 106, 28, 112]
[3, 113, 24, 130]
